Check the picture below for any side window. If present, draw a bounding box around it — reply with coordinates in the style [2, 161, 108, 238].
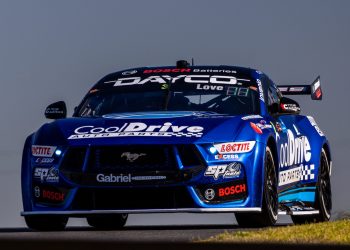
[267, 81, 280, 114]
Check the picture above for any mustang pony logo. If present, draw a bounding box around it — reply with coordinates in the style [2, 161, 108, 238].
[121, 152, 146, 162]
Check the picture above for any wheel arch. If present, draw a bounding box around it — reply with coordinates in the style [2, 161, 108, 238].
[322, 142, 332, 174]
[266, 136, 278, 174]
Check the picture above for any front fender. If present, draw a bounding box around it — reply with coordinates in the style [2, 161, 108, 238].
[21, 134, 34, 212]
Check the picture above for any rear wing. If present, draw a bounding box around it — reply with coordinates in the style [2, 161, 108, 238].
[278, 76, 322, 100]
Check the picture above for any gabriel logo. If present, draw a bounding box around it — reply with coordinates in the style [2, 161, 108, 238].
[121, 152, 146, 162]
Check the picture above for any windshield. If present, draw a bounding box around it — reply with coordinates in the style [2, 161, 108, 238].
[76, 70, 261, 117]
[77, 86, 260, 117]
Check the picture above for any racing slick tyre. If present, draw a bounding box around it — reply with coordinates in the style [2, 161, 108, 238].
[291, 148, 332, 224]
[24, 215, 68, 231]
[87, 214, 128, 229]
[235, 146, 278, 227]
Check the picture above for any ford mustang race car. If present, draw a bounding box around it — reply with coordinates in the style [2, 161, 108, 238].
[21, 60, 332, 230]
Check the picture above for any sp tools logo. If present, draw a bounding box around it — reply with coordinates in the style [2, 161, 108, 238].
[204, 163, 242, 180]
[33, 167, 59, 183]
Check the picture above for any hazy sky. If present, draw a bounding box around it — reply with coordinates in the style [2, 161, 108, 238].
[0, 0, 349, 227]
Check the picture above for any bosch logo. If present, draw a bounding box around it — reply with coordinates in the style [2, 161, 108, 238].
[218, 184, 246, 197]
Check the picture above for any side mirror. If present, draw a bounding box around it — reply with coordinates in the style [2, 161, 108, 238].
[45, 101, 67, 119]
[279, 97, 301, 114]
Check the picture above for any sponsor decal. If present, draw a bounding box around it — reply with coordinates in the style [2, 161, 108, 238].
[42, 189, 65, 202]
[307, 116, 324, 136]
[121, 152, 146, 162]
[289, 87, 305, 92]
[218, 184, 246, 197]
[241, 115, 263, 120]
[204, 188, 215, 200]
[32, 145, 56, 157]
[193, 69, 237, 74]
[280, 103, 300, 112]
[34, 186, 40, 198]
[33, 185, 66, 203]
[33, 167, 59, 183]
[214, 154, 239, 160]
[204, 162, 242, 180]
[122, 70, 137, 75]
[68, 122, 204, 139]
[279, 164, 315, 186]
[105, 75, 239, 87]
[96, 173, 167, 183]
[214, 141, 255, 154]
[144, 68, 191, 74]
[196, 84, 224, 91]
[250, 120, 273, 134]
[256, 79, 264, 102]
[279, 129, 311, 168]
[96, 174, 131, 183]
[35, 157, 54, 164]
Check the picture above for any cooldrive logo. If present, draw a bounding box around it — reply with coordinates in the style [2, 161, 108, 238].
[68, 122, 204, 139]
[279, 129, 311, 168]
[32, 145, 56, 157]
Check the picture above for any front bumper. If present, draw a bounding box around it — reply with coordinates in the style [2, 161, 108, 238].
[23, 142, 267, 215]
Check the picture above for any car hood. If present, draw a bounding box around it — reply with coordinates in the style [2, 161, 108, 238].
[34, 111, 256, 146]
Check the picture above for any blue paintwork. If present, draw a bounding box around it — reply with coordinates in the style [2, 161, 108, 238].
[21, 66, 331, 214]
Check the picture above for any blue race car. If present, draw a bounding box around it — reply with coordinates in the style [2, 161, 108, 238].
[21, 60, 332, 230]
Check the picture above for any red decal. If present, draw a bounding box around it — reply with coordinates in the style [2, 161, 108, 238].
[250, 122, 263, 134]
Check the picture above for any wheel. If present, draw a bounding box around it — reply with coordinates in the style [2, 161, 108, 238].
[291, 148, 332, 224]
[235, 146, 278, 227]
[25, 215, 68, 231]
[87, 214, 128, 229]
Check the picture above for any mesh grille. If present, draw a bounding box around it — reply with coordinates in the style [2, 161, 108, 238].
[87, 145, 176, 172]
[71, 187, 196, 210]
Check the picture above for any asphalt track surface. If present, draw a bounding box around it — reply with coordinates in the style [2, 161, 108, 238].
[0, 225, 350, 250]
[0, 224, 266, 242]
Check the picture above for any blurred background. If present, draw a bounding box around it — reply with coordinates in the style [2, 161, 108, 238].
[0, 0, 349, 227]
